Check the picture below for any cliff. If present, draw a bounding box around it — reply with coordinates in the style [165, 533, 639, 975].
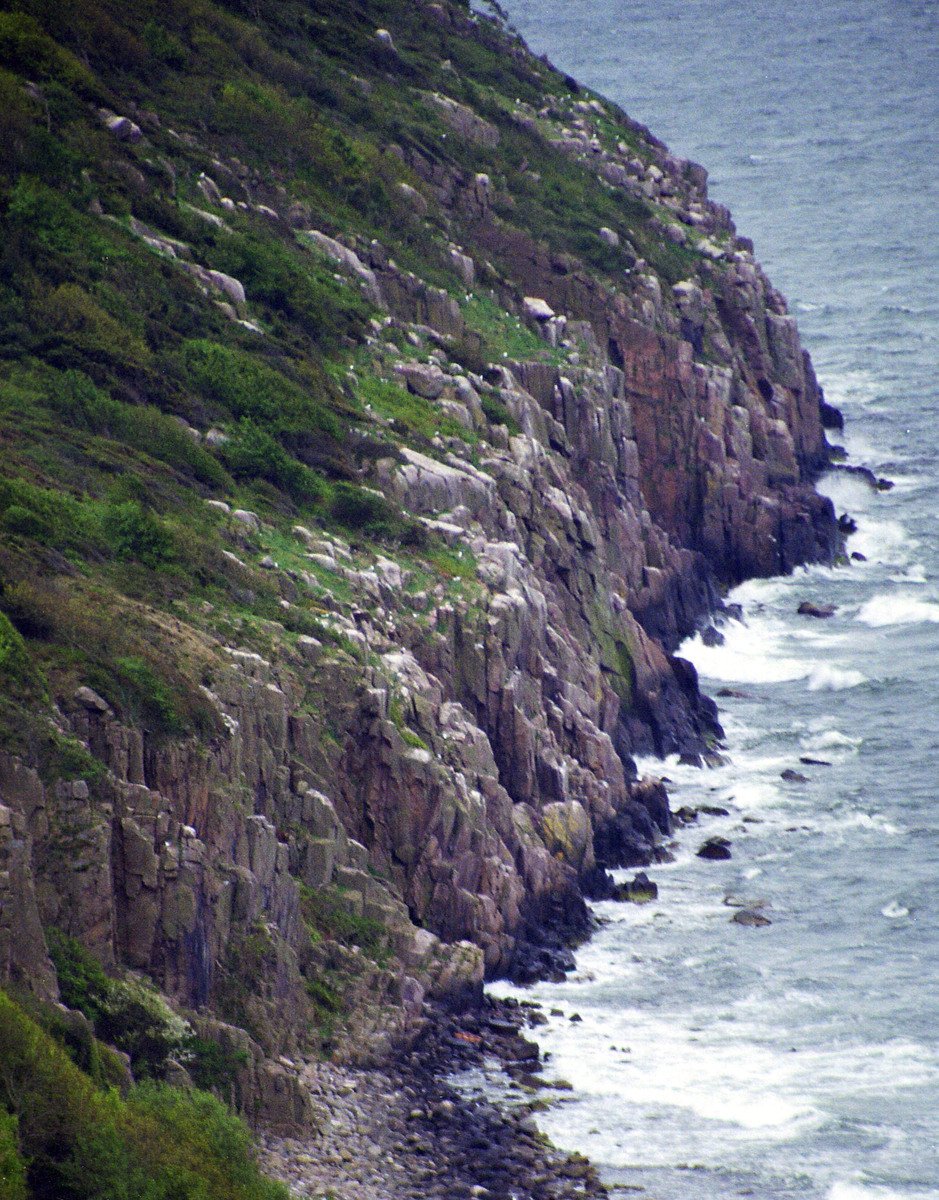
[0, 0, 839, 1189]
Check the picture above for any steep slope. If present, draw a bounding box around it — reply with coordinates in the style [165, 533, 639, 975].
[0, 0, 838, 1160]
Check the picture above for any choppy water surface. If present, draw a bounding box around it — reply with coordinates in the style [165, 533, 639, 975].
[492, 2, 939, 1196]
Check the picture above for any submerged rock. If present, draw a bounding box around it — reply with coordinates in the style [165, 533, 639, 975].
[732, 908, 772, 927]
[697, 836, 732, 860]
[797, 600, 837, 618]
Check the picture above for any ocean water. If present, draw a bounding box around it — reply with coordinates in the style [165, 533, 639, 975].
[490, 2, 939, 1197]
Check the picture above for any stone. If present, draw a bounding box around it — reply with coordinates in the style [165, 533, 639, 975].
[375, 27, 396, 51]
[98, 108, 142, 142]
[697, 837, 732, 861]
[781, 768, 809, 784]
[398, 182, 428, 215]
[394, 362, 448, 399]
[522, 296, 555, 321]
[232, 509, 261, 533]
[74, 686, 110, 712]
[303, 230, 384, 306]
[797, 601, 836, 618]
[613, 871, 658, 903]
[539, 801, 592, 872]
[732, 908, 772, 927]
[599, 226, 620, 247]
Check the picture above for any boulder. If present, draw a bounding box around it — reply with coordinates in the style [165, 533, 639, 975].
[394, 362, 448, 399]
[697, 837, 731, 861]
[732, 908, 772, 927]
[522, 297, 555, 322]
[612, 871, 658, 903]
[797, 601, 836, 619]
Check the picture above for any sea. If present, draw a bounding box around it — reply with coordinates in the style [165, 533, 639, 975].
[487, 2, 939, 1197]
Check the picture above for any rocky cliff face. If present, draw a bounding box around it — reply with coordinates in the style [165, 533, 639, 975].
[0, 0, 838, 1131]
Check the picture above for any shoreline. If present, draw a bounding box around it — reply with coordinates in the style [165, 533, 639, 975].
[259, 995, 611, 1200]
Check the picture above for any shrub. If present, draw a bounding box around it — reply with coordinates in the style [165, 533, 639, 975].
[185, 1036, 249, 1092]
[46, 929, 112, 1027]
[0, 612, 28, 678]
[102, 501, 174, 567]
[42, 368, 228, 487]
[38, 283, 150, 369]
[221, 419, 327, 503]
[97, 977, 192, 1080]
[47, 930, 191, 1078]
[0, 988, 289, 1200]
[0, 1110, 26, 1200]
[209, 233, 371, 352]
[112, 655, 185, 736]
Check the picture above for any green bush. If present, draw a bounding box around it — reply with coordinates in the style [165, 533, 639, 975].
[0, 1109, 27, 1200]
[0, 987, 288, 1200]
[42, 368, 228, 487]
[186, 1036, 249, 1092]
[112, 656, 185, 737]
[46, 928, 112, 1027]
[102, 501, 174, 567]
[221, 419, 326, 503]
[47, 929, 191, 1077]
[0, 612, 29, 678]
[209, 233, 371, 352]
[96, 976, 192, 1080]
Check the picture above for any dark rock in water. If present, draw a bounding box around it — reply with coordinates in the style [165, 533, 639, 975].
[722, 602, 745, 622]
[781, 768, 809, 783]
[674, 806, 698, 825]
[702, 749, 729, 768]
[832, 462, 893, 492]
[701, 624, 725, 647]
[580, 864, 616, 900]
[851, 551, 868, 562]
[698, 804, 730, 817]
[797, 601, 836, 618]
[838, 512, 858, 535]
[717, 687, 752, 699]
[819, 399, 844, 430]
[800, 755, 831, 766]
[697, 836, 732, 860]
[732, 908, 772, 927]
[612, 871, 658, 904]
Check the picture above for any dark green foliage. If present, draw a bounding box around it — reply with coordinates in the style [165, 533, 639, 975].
[210, 233, 372, 351]
[186, 1036, 250, 1092]
[0, 987, 288, 1200]
[480, 392, 520, 435]
[299, 884, 387, 962]
[102, 502, 174, 567]
[46, 929, 189, 1078]
[46, 928, 112, 1027]
[111, 656, 185, 736]
[0, 1108, 27, 1200]
[221, 419, 327, 503]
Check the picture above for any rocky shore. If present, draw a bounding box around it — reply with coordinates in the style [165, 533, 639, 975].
[259, 997, 609, 1200]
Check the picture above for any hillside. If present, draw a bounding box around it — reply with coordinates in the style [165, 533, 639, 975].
[0, 0, 840, 1194]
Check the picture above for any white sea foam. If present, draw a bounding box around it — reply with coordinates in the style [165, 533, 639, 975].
[829, 1181, 938, 1200]
[856, 593, 939, 627]
[881, 900, 910, 919]
[683, 619, 810, 685]
[807, 664, 867, 691]
[802, 727, 862, 752]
